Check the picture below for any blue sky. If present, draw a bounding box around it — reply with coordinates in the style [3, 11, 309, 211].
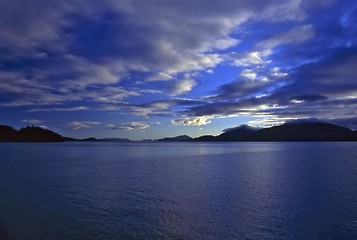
[0, 0, 357, 140]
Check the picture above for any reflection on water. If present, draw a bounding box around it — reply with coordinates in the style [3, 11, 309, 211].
[0, 142, 356, 239]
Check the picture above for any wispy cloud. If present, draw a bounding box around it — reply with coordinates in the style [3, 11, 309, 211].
[257, 25, 314, 50]
[168, 78, 197, 96]
[21, 119, 43, 124]
[66, 121, 101, 130]
[106, 122, 150, 131]
[29, 106, 90, 112]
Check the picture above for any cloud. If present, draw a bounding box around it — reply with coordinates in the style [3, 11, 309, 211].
[270, 47, 357, 103]
[28, 106, 90, 112]
[212, 67, 287, 101]
[223, 124, 258, 132]
[0, 0, 307, 109]
[247, 116, 297, 128]
[289, 94, 328, 103]
[146, 72, 173, 81]
[172, 116, 212, 126]
[168, 78, 197, 96]
[21, 119, 43, 124]
[0, 0, 68, 53]
[124, 101, 172, 117]
[107, 122, 150, 131]
[231, 50, 272, 67]
[257, 25, 314, 50]
[66, 121, 100, 130]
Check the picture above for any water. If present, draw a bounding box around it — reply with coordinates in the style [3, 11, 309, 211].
[0, 142, 356, 240]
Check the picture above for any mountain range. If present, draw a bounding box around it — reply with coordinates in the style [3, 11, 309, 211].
[158, 122, 357, 142]
[1, 121, 357, 142]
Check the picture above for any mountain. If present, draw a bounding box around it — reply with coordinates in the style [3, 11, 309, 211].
[16, 126, 64, 142]
[217, 125, 257, 141]
[193, 135, 216, 141]
[80, 137, 98, 141]
[193, 121, 357, 142]
[0, 125, 64, 142]
[99, 138, 132, 142]
[139, 139, 155, 143]
[157, 135, 193, 142]
[255, 122, 355, 141]
[159, 122, 357, 142]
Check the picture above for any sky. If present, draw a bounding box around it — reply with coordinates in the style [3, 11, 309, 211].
[0, 0, 357, 140]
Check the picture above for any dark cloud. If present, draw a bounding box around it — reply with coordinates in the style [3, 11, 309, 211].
[272, 47, 357, 101]
[289, 94, 328, 102]
[180, 98, 263, 117]
[216, 79, 271, 100]
[213, 68, 287, 100]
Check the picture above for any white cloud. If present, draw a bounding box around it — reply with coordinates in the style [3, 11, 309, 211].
[172, 116, 212, 126]
[28, 106, 89, 112]
[231, 50, 271, 67]
[21, 119, 43, 124]
[240, 69, 257, 80]
[127, 101, 172, 117]
[247, 117, 297, 128]
[146, 72, 173, 81]
[257, 25, 314, 50]
[168, 78, 197, 96]
[210, 38, 241, 50]
[138, 89, 164, 94]
[60, 55, 122, 88]
[165, 53, 223, 75]
[107, 122, 150, 131]
[86, 87, 139, 103]
[66, 121, 101, 130]
[271, 67, 288, 77]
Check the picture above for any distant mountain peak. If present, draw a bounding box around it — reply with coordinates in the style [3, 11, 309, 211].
[157, 135, 193, 142]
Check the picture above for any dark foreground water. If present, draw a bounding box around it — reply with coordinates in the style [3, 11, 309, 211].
[0, 142, 356, 240]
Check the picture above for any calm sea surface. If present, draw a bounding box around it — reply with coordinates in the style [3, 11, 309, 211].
[0, 142, 356, 240]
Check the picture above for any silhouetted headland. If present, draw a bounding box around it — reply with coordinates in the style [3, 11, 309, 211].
[0, 125, 63, 142]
